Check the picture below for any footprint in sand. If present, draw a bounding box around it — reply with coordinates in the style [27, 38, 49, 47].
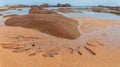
[67, 47, 74, 54]
[84, 39, 105, 55]
[42, 49, 59, 57]
[75, 46, 82, 55]
[84, 46, 96, 55]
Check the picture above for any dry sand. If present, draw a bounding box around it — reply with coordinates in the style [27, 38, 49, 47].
[0, 17, 120, 67]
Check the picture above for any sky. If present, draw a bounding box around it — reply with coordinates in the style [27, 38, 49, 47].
[0, 0, 120, 6]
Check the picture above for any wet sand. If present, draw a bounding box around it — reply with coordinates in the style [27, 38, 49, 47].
[0, 17, 120, 67]
[0, 16, 8, 27]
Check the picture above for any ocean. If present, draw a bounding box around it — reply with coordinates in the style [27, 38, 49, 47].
[0, 6, 120, 20]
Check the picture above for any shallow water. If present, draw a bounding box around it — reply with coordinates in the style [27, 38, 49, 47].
[0, 8, 30, 16]
[45, 7, 120, 20]
[58, 11, 120, 20]
[46, 6, 93, 10]
[0, 7, 120, 20]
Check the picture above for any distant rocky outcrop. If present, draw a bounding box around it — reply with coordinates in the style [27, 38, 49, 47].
[0, 6, 9, 11]
[55, 8, 74, 13]
[30, 3, 71, 7]
[57, 3, 71, 7]
[98, 5, 120, 11]
[92, 6, 120, 15]
[91, 7, 109, 13]
[29, 7, 57, 14]
[9, 4, 30, 9]
[40, 3, 49, 7]
[0, 9, 7, 11]
[5, 14, 80, 39]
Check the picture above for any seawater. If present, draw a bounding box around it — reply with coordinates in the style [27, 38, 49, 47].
[46, 7, 120, 20]
[0, 8, 30, 16]
[58, 11, 120, 20]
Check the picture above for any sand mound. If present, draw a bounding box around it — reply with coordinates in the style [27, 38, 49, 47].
[5, 14, 80, 39]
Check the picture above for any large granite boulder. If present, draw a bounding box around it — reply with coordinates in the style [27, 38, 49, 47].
[5, 14, 80, 39]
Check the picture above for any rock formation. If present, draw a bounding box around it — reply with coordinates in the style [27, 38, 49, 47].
[55, 8, 74, 13]
[5, 14, 80, 39]
[40, 3, 49, 7]
[92, 7, 120, 15]
[29, 7, 57, 14]
[57, 3, 71, 7]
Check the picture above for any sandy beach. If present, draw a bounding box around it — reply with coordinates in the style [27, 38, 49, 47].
[0, 15, 120, 67]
